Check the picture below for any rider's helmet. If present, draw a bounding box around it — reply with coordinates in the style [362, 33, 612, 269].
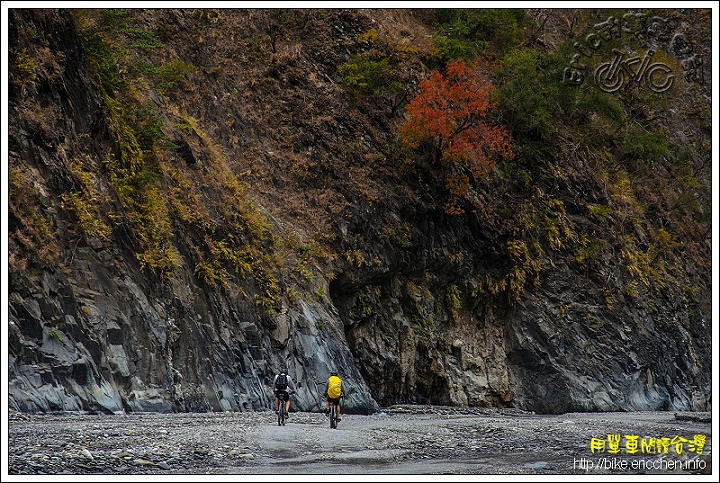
[280, 368, 288, 375]
[330, 370, 338, 377]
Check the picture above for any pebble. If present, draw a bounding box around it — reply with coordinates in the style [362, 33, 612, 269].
[7, 407, 712, 475]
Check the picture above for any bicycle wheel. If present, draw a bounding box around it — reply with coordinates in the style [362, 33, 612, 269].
[330, 404, 337, 429]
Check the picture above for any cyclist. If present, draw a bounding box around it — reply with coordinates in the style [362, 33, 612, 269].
[324, 371, 343, 421]
[273, 369, 296, 416]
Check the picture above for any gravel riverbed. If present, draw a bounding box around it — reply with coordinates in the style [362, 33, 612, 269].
[6, 406, 712, 476]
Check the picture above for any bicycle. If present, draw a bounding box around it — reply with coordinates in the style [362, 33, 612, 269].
[276, 391, 292, 426]
[317, 378, 346, 429]
[328, 394, 344, 429]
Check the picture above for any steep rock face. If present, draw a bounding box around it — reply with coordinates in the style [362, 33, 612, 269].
[7, 8, 712, 415]
[332, 197, 712, 413]
[8, 9, 379, 415]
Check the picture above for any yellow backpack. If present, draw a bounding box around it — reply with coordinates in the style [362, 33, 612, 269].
[327, 375, 342, 399]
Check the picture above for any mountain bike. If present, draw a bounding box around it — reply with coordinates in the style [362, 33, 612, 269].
[277, 391, 290, 426]
[328, 394, 344, 429]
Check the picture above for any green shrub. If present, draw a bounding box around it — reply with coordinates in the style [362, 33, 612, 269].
[154, 60, 195, 93]
[433, 9, 530, 62]
[587, 203, 613, 223]
[445, 284, 462, 318]
[122, 27, 164, 50]
[621, 124, 670, 165]
[338, 56, 390, 99]
[194, 258, 229, 287]
[61, 192, 111, 240]
[432, 35, 474, 64]
[567, 86, 626, 133]
[496, 48, 558, 146]
[338, 52, 413, 116]
[48, 326, 63, 342]
[353, 292, 372, 317]
[12, 49, 40, 94]
[575, 236, 608, 270]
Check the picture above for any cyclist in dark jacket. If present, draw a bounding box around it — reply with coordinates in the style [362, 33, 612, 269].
[273, 369, 297, 415]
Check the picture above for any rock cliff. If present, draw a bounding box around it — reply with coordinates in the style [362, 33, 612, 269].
[6, 8, 712, 414]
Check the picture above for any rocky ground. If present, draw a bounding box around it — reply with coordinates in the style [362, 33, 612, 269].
[6, 406, 712, 477]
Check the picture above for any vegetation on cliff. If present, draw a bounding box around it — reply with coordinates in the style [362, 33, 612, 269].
[7, 7, 712, 412]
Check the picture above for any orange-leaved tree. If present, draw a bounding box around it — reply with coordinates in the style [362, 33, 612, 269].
[401, 58, 513, 214]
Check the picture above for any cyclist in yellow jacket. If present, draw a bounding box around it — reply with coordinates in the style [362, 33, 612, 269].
[324, 371, 343, 421]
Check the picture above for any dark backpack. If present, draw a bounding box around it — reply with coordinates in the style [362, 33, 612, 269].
[276, 373, 288, 390]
